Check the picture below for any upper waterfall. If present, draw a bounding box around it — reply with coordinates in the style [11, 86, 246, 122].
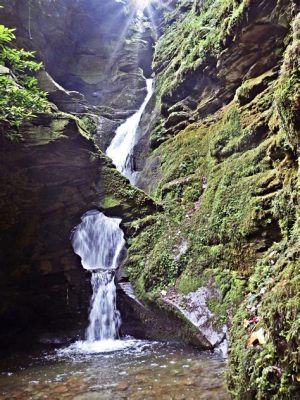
[106, 78, 154, 183]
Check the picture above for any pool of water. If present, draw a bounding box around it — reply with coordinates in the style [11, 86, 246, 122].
[0, 339, 229, 400]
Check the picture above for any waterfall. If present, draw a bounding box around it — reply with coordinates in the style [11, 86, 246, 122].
[70, 79, 152, 349]
[71, 211, 125, 342]
[72, 210, 125, 271]
[86, 270, 121, 341]
[106, 78, 154, 182]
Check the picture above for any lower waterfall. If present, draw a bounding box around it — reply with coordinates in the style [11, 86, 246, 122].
[71, 211, 125, 348]
[86, 270, 121, 341]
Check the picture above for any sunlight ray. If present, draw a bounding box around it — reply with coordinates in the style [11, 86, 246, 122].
[105, 9, 136, 72]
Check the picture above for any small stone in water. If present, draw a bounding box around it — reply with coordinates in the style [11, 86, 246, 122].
[135, 373, 147, 382]
[116, 381, 129, 391]
[182, 378, 196, 386]
[53, 385, 69, 394]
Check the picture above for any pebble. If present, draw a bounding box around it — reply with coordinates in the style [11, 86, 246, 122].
[135, 374, 147, 382]
[182, 378, 196, 386]
[115, 381, 129, 391]
[53, 385, 69, 394]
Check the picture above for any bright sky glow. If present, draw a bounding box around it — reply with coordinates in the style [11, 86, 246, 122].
[131, 0, 151, 10]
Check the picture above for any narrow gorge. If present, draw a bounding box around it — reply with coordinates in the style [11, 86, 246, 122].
[0, 0, 299, 399]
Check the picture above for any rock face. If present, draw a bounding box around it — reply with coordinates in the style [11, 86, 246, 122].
[1, 0, 196, 351]
[0, 112, 156, 348]
[135, 0, 293, 158]
[36, 70, 89, 114]
[125, 0, 300, 398]
[0, 0, 154, 110]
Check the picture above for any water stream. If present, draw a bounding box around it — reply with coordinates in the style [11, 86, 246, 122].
[106, 78, 153, 183]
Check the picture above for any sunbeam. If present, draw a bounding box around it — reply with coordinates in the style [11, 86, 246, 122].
[105, 9, 136, 73]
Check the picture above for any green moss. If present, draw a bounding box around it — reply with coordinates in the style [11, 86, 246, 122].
[78, 114, 97, 138]
[275, 14, 300, 152]
[207, 269, 246, 329]
[153, 0, 250, 101]
[178, 271, 204, 294]
[100, 196, 121, 209]
[228, 245, 300, 399]
[235, 70, 276, 106]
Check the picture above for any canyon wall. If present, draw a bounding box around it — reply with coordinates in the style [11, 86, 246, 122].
[0, 0, 299, 397]
[127, 0, 300, 398]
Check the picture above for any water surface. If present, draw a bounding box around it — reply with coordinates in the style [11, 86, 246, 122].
[0, 340, 229, 400]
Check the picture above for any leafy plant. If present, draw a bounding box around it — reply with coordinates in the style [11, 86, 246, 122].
[0, 22, 48, 131]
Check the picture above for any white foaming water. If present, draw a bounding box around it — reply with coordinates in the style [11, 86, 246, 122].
[86, 270, 121, 341]
[71, 211, 125, 345]
[106, 78, 154, 183]
[71, 210, 124, 271]
[58, 338, 148, 356]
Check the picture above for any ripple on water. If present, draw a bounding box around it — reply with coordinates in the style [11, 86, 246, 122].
[0, 340, 230, 400]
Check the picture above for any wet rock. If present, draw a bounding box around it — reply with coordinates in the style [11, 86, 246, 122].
[159, 287, 228, 352]
[36, 71, 88, 114]
[134, 374, 147, 383]
[115, 381, 129, 391]
[95, 115, 120, 151]
[182, 378, 196, 387]
[53, 385, 69, 394]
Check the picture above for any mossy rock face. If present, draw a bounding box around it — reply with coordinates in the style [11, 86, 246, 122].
[275, 13, 300, 154]
[125, 1, 299, 397]
[227, 244, 300, 399]
[147, 0, 292, 148]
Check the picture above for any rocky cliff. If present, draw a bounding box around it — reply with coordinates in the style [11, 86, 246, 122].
[0, 0, 153, 109]
[0, 0, 158, 349]
[126, 0, 300, 398]
[0, 0, 299, 398]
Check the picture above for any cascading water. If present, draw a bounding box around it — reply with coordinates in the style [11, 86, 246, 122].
[71, 211, 125, 346]
[106, 78, 154, 182]
[72, 211, 124, 272]
[69, 79, 153, 352]
[86, 271, 121, 341]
